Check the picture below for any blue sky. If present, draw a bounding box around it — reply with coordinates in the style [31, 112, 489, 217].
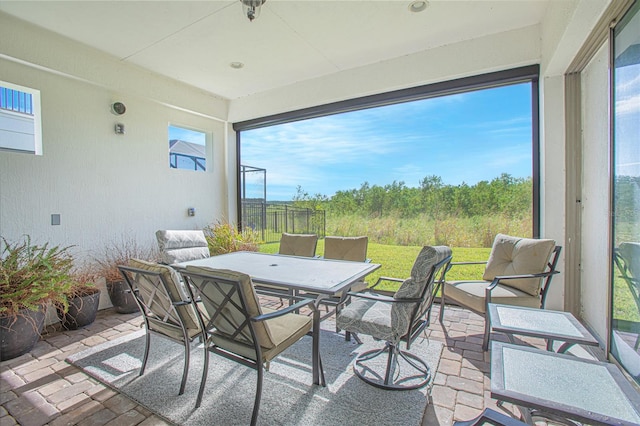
[615, 64, 640, 177]
[168, 125, 206, 145]
[242, 83, 533, 201]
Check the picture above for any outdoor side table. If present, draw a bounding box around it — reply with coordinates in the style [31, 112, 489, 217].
[486, 303, 599, 353]
[491, 342, 640, 426]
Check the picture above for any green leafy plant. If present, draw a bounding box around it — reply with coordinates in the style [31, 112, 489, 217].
[64, 268, 99, 299]
[0, 236, 75, 321]
[204, 221, 261, 255]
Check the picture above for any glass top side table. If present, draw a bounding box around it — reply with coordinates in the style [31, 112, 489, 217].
[485, 303, 599, 353]
[491, 342, 640, 426]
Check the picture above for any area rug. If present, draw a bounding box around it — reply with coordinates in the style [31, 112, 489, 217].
[67, 325, 443, 425]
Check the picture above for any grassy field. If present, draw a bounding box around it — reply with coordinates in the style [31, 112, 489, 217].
[259, 241, 491, 292]
[260, 240, 640, 322]
[325, 213, 531, 248]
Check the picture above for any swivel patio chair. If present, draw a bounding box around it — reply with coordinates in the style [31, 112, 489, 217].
[155, 229, 210, 264]
[439, 233, 561, 351]
[178, 265, 325, 425]
[336, 245, 452, 390]
[613, 242, 640, 349]
[117, 259, 203, 397]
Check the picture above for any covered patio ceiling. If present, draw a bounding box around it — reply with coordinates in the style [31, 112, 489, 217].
[0, 0, 553, 101]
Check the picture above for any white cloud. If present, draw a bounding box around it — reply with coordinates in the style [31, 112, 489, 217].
[616, 93, 640, 115]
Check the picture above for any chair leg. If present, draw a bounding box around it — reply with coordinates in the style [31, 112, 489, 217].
[251, 365, 263, 426]
[354, 342, 431, 390]
[384, 344, 398, 386]
[482, 318, 490, 351]
[195, 339, 209, 408]
[311, 308, 325, 386]
[179, 339, 190, 395]
[140, 330, 151, 376]
[439, 295, 445, 322]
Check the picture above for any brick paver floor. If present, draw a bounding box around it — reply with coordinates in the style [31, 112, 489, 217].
[1, 303, 526, 426]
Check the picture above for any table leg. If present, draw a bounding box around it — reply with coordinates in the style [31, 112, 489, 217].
[483, 319, 491, 351]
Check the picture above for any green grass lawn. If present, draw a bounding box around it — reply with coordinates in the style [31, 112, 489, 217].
[259, 241, 491, 292]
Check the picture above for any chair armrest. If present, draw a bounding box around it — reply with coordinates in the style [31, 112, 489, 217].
[252, 298, 316, 322]
[486, 270, 559, 291]
[451, 261, 487, 266]
[370, 276, 404, 289]
[346, 291, 421, 304]
[485, 270, 560, 305]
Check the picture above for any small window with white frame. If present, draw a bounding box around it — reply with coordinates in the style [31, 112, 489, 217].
[168, 124, 207, 172]
[0, 81, 42, 155]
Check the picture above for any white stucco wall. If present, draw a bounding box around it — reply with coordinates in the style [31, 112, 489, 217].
[0, 16, 232, 265]
[579, 42, 610, 340]
[539, 74, 567, 311]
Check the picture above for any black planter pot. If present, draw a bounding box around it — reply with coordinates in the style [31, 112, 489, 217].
[58, 290, 101, 330]
[107, 280, 139, 314]
[0, 306, 46, 361]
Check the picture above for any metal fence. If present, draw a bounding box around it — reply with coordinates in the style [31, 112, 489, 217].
[241, 201, 326, 243]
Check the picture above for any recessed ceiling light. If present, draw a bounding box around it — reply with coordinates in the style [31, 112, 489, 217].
[230, 62, 244, 69]
[408, 1, 428, 13]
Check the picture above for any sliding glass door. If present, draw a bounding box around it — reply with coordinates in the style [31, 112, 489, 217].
[611, 0, 640, 385]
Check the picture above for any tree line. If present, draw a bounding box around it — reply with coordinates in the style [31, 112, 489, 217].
[293, 173, 533, 219]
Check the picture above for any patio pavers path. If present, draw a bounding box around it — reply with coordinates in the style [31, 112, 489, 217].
[1, 304, 521, 426]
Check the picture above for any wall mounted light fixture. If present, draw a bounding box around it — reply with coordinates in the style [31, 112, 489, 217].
[111, 102, 126, 115]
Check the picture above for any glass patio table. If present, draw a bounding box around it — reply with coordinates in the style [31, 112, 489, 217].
[486, 303, 599, 353]
[491, 341, 640, 426]
[173, 251, 381, 307]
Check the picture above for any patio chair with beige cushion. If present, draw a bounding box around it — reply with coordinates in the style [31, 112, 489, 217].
[310, 236, 371, 335]
[253, 232, 319, 302]
[117, 259, 203, 397]
[439, 233, 562, 351]
[278, 232, 318, 257]
[156, 229, 210, 264]
[178, 266, 324, 424]
[336, 245, 452, 390]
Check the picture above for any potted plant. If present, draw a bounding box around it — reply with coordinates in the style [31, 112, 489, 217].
[94, 237, 157, 314]
[203, 221, 260, 255]
[56, 269, 101, 330]
[0, 236, 74, 360]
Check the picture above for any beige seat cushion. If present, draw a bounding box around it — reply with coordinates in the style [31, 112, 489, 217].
[128, 258, 201, 333]
[324, 236, 368, 262]
[278, 233, 318, 257]
[211, 307, 312, 362]
[444, 280, 541, 314]
[185, 266, 275, 349]
[483, 234, 555, 296]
